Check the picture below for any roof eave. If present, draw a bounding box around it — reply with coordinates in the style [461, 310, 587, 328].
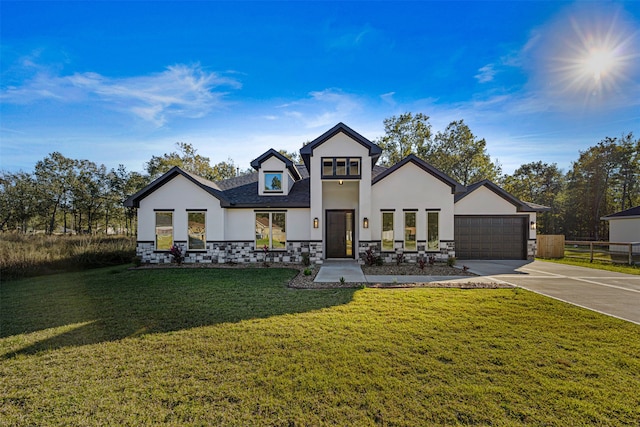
[122, 166, 227, 208]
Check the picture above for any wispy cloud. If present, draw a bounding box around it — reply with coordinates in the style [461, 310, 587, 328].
[278, 89, 363, 128]
[325, 23, 375, 50]
[380, 91, 396, 106]
[474, 64, 497, 83]
[1, 64, 241, 126]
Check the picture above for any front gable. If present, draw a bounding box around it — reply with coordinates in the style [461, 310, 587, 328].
[300, 122, 382, 171]
[124, 166, 226, 208]
[454, 180, 535, 215]
[372, 154, 465, 194]
[250, 149, 302, 197]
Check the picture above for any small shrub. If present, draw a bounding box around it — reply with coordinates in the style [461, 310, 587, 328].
[396, 252, 405, 266]
[303, 268, 312, 276]
[169, 244, 183, 265]
[364, 248, 379, 267]
[262, 245, 269, 267]
[301, 252, 311, 266]
[418, 257, 426, 270]
[429, 255, 436, 266]
[340, 276, 345, 284]
[375, 256, 384, 266]
[447, 256, 456, 267]
[132, 256, 142, 267]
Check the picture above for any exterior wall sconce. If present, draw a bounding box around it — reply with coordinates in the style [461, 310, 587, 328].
[363, 217, 369, 229]
[530, 221, 536, 230]
[338, 180, 344, 185]
[313, 217, 319, 228]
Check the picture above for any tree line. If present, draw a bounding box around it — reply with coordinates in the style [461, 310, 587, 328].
[0, 144, 239, 235]
[1, 113, 638, 240]
[375, 113, 639, 240]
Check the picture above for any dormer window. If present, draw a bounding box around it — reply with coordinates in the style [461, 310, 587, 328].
[321, 157, 361, 179]
[264, 171, 283, 192]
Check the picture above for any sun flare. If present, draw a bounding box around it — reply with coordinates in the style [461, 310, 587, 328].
[543, 6, 638, 103]
[581, 47, 618, 82]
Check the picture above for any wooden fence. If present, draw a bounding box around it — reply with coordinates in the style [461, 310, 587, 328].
[537, 235, 640, 265]
[536, 235, 565, 258]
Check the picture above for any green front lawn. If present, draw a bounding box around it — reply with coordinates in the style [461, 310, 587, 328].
[1, 266, 639, 425]
[540, 257, 640, 275]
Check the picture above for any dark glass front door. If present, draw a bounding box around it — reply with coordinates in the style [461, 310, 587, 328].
[325, 210, 354, 258]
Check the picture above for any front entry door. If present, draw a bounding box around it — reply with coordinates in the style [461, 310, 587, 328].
[325, 210, 355, 258]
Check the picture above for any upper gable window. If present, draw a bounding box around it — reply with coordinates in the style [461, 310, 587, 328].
[264, 171, 283, 192]
[321, 157, 361, 179]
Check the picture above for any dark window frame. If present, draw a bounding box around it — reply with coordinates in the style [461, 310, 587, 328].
[263, 170, 284, 193]
[321, 157, 362, 179]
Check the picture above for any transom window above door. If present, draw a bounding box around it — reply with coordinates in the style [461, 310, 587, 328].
[321, 157, 361, 179]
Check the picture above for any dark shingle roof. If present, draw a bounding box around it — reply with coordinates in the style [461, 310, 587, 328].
[601, 205, 640, 219]
[220, 178, 310, 208]
[216, 165, 311, 208]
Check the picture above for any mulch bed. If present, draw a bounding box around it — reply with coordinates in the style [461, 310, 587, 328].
[132, 262, 512, 289]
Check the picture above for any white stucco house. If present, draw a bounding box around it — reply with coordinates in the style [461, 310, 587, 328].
[125, 123, 546, 264]
[601, 206, 640, 262]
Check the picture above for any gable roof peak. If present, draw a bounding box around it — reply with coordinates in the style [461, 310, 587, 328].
[372, 154, 466, 194]
[299, 122, 383, 170]
[250, 148, 302, 180]
[456, 179, 549, 212]
[123, 166, 227, 208]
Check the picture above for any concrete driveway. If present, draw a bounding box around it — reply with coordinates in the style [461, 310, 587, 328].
[462, 260, 640, 325]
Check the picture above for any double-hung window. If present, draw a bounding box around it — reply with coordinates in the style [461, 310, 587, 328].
[255, 212, 286, 250]
[155, 211, 173, 250]
[427, 211, 439, 251]
[188, 211, 206, 250]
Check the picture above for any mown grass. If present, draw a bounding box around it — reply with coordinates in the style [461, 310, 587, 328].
[540, 256, 640, 275]
[0, 234, 136, 281]
[1, 267, 639, 426]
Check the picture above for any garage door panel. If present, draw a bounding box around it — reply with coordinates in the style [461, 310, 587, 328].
[455, 216, 526, 260]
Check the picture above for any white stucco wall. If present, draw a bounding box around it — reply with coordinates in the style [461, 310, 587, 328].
[454, 185, 536, 240]
[224, 208, 311, 243]
[137, 174, 224, 243]
[454, 186, 517, 215]
[258, 156, 292, 196]
[371, 162, 456, 243]
[609, 218, 640, 243]
[309, 132, 373, 242]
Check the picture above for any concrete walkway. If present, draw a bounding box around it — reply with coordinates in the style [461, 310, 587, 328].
[314, 260, 367, 283]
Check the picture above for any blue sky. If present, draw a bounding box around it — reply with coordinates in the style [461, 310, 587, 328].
[1, 1, 639, 176]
